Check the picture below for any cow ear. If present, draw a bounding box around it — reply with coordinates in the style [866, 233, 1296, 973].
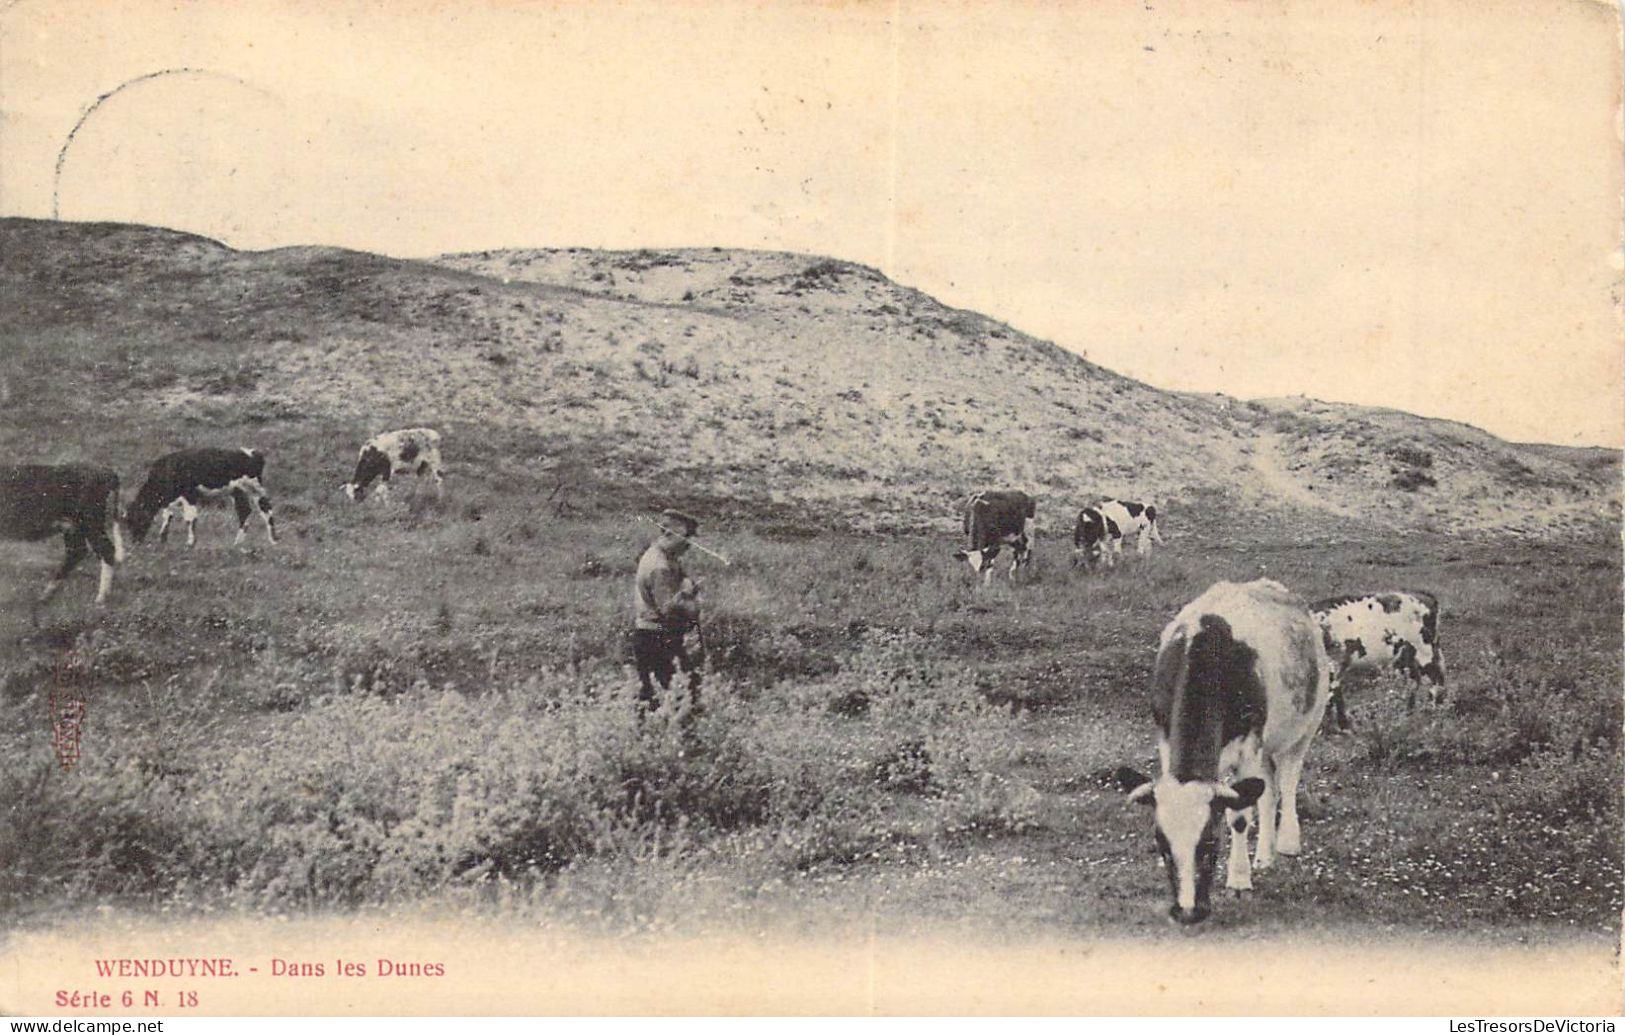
[952, 550, 968, 560]
[1116, 766, 1155, 805]
[1215, 778, 1265, 811]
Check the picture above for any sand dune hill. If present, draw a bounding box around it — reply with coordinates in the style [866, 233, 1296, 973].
[0, 218, 1615, 535]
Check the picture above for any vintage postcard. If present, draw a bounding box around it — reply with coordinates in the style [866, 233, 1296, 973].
[0, 0, 1620, 1018]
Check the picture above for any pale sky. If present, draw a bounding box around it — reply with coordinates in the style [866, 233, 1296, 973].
[2, 0, 1621, 446]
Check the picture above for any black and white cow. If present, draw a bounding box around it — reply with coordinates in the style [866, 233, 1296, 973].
[1073, 499, 1163, 568]
[1072, 506, 1122, 569]
[1117, 578, 1330, 925]
[0, 464, 125, 609]
[952, 490, 1036, 583]
[1311, 591, 1445, 731]
[342, 427, 444, 503]
[125, 448, 279, 548]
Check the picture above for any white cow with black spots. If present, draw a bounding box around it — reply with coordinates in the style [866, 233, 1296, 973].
[1117, 579, 1330, 925]
[343, 428, 444, 503]
[1311, 591, 1445, 732]
[1073, 499, 1163, 568]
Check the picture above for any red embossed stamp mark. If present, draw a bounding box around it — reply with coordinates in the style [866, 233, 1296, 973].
[49, 649, 86, 772]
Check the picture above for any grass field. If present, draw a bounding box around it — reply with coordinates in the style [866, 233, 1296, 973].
[1, 220, 1619, 980]
[2, 442, 1618, 946]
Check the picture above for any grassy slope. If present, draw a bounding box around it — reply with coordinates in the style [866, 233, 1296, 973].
[0, 218, 1620, 948]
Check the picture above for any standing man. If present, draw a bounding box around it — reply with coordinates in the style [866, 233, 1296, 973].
[632, 509, 703, 711]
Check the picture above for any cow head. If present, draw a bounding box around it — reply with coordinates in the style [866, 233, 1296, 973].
[1074, 538, 1112, 570]
[122, 494, 162, 543]
[346, 446, 391, 503]
[1073, 510, 1112, 568]
[1117, 766, 1264, 925]
[952, 544, 1001, 575]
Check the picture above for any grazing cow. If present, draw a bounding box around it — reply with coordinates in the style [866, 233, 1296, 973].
[1072, 506, 1122, 569]
[1073, 499, 1163, 568]
[0, 464, 125, 609]
[1311, 591, 1445, 731]
[1117, 578, 1329, 925]
[342, 427, 444, 503]
[952, 490, 1036, 583]
[125, 448, 279, 548]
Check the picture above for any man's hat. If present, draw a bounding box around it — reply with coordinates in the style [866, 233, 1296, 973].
[658, 509, 698, 535]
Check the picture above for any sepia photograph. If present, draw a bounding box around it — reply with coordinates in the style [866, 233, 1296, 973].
[0, 0, 1621, 1018]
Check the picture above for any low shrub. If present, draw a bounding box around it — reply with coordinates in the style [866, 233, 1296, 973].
[0, 628, 1035, 910]
[1388, 444, 1434, 469]
[1357, 664, 1621, 770]
[700, 611, 842, 687]
[1392, 468, 1437, 492]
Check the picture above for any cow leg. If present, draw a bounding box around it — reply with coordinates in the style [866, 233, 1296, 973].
[103, 487, 126, 564]
[1273, 750, 1307, 857]
[1225, 806, 1254, 892]
[155, 502, 175, 544]
[1252, 756, 1281, 870]
[232, 490, 253, 545]
[40, 530, 89, 603]
[1323, 662, 1353, 732]
[374, 477, 392, 504]
[1422, 650, 1446, 705]
[1136, 531, 1151, 556]
[257, 494, 279, 544]
[95, 557, 114, 605]
[421, 460, 444, 498]
[1328, 680, 1350, 732]
[1393, 643, 1422, 710]
[178, 496, 200, 548]
[87, 528, 119, 605]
